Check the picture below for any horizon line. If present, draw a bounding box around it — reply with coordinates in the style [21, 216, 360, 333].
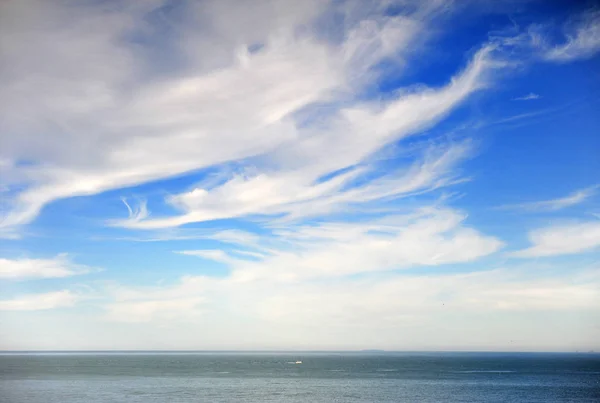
[0, 349, 597, 354]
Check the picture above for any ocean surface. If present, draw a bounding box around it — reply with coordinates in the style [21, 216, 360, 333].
[0, 352, 598, 402]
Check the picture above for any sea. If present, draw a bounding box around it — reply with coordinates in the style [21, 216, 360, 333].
[0, 352, 598, 402]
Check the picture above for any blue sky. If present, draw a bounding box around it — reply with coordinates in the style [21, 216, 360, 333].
[0, 0, 599, 351]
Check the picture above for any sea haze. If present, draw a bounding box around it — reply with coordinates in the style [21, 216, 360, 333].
[0, 352, 599, 402]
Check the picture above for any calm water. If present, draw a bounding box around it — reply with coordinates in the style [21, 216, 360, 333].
[0, 352, 598, 402]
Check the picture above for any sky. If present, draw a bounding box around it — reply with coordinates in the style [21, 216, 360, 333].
[0, 0, 599, 352]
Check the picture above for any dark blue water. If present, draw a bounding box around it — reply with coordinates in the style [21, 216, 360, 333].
[1, 352, 598, 402]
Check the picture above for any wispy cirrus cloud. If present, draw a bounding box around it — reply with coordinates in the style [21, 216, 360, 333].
[513, 92, 540, 101]
[0, 254, 95, 280]
[0, 0, 447, 232]
[176, 207, 503, 282]
[0, 0, 551, 234]
[538, 9, 600, 62]
[496, 185, 598, 212]
[113, 140, 475, 229]
[111, 39, 504, 230]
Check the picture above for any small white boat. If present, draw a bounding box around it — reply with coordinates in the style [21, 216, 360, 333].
[295, 360, 302, 364]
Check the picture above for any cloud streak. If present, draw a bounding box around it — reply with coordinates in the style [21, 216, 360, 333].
[542, 10, 600, 62]
[496, 185, 598, 212]
[0, 254, 94, 280]
[174, 207, 503, 282]
[513, 92, 540, 101]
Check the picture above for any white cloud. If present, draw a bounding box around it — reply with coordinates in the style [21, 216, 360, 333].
[511, 221, 600, 258]
[0, 0, 513, 233]
[112, 39, 503, 230]
[1, 220, 597, 349]
[0, 0, 330, 228]
[0, 0, 435, 230]
[513, 92, 540, 101]
[1, 1, 598, 352]
[497, 185, 598, 212]
[174, 207, 504, 282]
[0, 290, 78, 311]
[114, 141, 474, 229]
[541, 10, 600, 62]
[0, 254, 93, 280]
[99, 205, 506, 325]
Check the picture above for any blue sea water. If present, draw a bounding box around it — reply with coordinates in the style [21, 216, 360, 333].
[0, 352, 598, 402]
